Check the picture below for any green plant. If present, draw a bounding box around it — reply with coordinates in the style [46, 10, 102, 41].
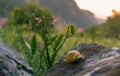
[90, 27, 95, 43]
[9, 3, 53, 32]
[24, 17, 83, 75]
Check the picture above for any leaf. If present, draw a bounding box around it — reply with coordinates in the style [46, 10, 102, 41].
[51, 34, 65, 64]
[24, 40, 31, 51]
[50, 35, 58, 42]
[39, 30, 45, 41]
[31, 34, 37, 55]
[69, 24, 76, 34]
[53, 34, 63, 50]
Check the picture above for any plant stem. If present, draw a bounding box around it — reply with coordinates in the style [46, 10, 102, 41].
[51, 27, 70, 64]
[44, 35, 52, 68]
[42, 18, 52, 69]
[51, 37, 67, 64]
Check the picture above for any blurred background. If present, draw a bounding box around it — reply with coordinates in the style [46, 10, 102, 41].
[0, 0, 120, 75]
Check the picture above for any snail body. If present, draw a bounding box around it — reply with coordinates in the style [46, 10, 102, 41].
[64, 50, 83, 64]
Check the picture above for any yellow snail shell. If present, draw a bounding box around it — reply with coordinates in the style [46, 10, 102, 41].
[64, 50, 82, 64]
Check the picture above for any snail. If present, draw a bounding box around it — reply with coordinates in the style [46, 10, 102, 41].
[64, 50, 83, 64]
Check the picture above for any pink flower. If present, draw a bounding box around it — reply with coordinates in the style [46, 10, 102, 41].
[48, 18, 56, 24]
[35, 17, 42, 23]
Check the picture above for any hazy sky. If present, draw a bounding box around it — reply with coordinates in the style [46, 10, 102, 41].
[75, 0, 120, 17]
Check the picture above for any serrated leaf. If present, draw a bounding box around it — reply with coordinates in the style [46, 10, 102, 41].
[31, 35, 37, 55]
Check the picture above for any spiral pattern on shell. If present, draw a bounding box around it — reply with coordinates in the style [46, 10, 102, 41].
[64, 50, 82, 64]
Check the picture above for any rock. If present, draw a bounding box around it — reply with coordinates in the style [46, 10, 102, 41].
[0, 42, 33, 76]
[42, 43, 120, 76]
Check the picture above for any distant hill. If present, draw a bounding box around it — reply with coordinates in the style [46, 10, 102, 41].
[0, 0, 26, 17]
[0, 0, 98, 28]
[86, 15, 120, 39]
[39, 0, 98, 28]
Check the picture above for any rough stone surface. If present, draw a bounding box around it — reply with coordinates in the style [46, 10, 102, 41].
[42, 43, 120, 76]
[0, 42, 33, 76]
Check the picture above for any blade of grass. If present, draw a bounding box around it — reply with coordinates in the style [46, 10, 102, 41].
[31, 34, 37, 55]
